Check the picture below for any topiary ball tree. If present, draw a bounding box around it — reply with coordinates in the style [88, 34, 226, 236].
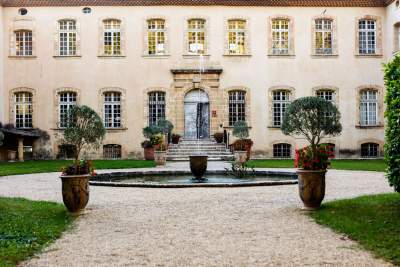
[233, 121, 249, 150]
[281, 96, 342, 152]
[62, 105, 106, 161]
[384, 55, 400, 193]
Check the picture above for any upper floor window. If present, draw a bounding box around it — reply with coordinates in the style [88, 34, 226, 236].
[148, 92, 165, 126]
[104, 92, 121, 128]
[315, 19, 333, 55]
[360, 90, 378, 126]
[361, 143, 379, 158]
[228, 91, 246, 126]
[394, 23, 400, 52]
[188, 19, 205, 54]
[316, 90, 335, 103]
[15, 30, 32, 56]
[272, 19, 289, 55]
[273, 143, 291, 158]
[358, 19, 376, 54]
[59, 91, 77, 128]
[228, 20, 246, 55]
[103, 19, 121, 55]
[103, 144, 122, 159]
[272, 91, 291, 127]
[14, 92, 32, 128]
[58, 20, 77, 56]
[147, 19, 166, 55]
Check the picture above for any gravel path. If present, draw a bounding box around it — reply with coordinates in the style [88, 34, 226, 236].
[0, 164, 394, 267]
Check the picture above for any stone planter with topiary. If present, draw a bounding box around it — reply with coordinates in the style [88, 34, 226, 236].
[232, 121, 252, 164]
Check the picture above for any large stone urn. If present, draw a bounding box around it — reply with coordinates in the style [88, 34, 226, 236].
[190, 155, 208, 180]
[60, 174, 90, 214]
[297, 169, 326, 210]
[234, 151, 247, 164]
[154, 151, 167, 166]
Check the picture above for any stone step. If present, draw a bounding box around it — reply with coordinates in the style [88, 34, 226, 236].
[167, 152, 233, 156]
[166, 155, 234, 161]
[168, 148, 229, 152]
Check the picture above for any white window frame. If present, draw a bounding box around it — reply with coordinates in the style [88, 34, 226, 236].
[14, 92, 33, 128]
[272, 19, 289, 55]
[272, 91, 291, 127]
[103, 19, 121, 56]
[228, 91, 246, 126]
[103, 144, 122, 159]
[58, 20, 77, 56]
[359, 19, 376, 55]
[227, 20, 246, 55]
[103, 92, 122, 128]
[315, 19, 333, 55]
[148, 91, 166, 126]
[361, 143, 379, 158]
[360, 90, 378, 126]
[187, 19, 206, 55]
[58, 92, 77, 128]
[147, 19, 166, 55]
[273, 143, 291, 158]
[316, 90, 335, 103]
[15, 30, 32, 56]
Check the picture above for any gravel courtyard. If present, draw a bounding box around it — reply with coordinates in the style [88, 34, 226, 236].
[0, 163, 394, 267]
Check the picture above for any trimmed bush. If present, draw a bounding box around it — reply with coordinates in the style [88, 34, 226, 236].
[384, 55, 400, 192]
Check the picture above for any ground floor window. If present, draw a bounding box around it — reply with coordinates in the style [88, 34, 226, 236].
[361, 143, 379, 158]
[103, 144, 122, 159]
[148, 92, 165, 125]
[57, 144, 76, 159]
[273, 143, 291, 158]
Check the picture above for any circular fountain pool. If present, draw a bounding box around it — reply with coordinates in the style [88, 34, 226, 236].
[90, 170, 298, 188]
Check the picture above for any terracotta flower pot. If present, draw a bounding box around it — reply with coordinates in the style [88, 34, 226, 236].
[297, 169, 326, 210]
[190, 155, 208, 180]
[154, 151, 167, 166]
[60, 174, 90, 214]
[144, 147, 155, 160]
[234, 151, 247, 164]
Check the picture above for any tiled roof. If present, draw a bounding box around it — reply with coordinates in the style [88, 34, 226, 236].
[0, 0, 396, 7]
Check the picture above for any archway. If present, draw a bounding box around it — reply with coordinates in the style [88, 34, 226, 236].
[184, 89, 210, 139]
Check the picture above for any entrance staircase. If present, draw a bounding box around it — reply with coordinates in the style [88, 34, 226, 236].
[166, 139, 234, 161]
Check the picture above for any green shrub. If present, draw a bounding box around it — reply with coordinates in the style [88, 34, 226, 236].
[384, 55, 400, 192]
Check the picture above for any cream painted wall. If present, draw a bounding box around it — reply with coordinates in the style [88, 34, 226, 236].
[0, 6, 4, 123]
[1, 6, 389, 158]
[386, 0, 400, 58]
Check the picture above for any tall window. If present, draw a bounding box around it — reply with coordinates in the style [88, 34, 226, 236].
[59, 92, 77, 128]
[315, 19, 333, 55]
[15, 30, 32, 56]
[272, 19, 289, 55]
[104, 92, 121, 128]
[147, 19, 165, 55]
[228, 20, 246, 55]
[361, 143, 379, 158]
[360, 90, 378, 126]
[316, 90, 335, 103]
[395, 23, 400, 52]
[14, 92, 32, 128]
[58, 20, 77, 56]
[103, 144, 122, 159]
[148, 92, 165, 125]
[103, 19, 121, 55]
[273, 143, 291, 158]
[228, 91, 246, 126]
[359, 19, 376, 54]
[188, 19, 205, 54]
[272, 91, 290, 127]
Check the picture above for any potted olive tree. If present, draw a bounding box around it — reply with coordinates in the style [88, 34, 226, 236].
[232, 121, 251, 164]
[282, 97, 342, 210]
[60, 105, 105, 214]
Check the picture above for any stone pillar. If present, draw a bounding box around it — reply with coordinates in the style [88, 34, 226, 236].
[18, 138, 24, 162]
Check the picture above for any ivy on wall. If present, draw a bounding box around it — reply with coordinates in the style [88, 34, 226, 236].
[384, 55, 400, 193]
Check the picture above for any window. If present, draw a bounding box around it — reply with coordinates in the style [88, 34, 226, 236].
[14, 92, 32, 128]
[272, 19, 289, 55]
[147, 19, 165, 55]
[188, 19, 205, 54]
[316, 90, 335, 102]
[59, 92, 77, 128]
[272, 91, 291, 127]
[273, 143, 291, 158]
[395, 23, 400, 52]
[228, 20, 246, 55]
[15, 30, 32, 56]
[148, 92, 165, 125]
[228, 91, 246, 126]
[104, 92, 121, 128]
[103, 19, 121, 55]
[315, 19, 333, 55]
[58, 20, 77, 56]
[82, 7, 91, 14]
[360, 90, 378, 126]
[103, 144, 122, 159]
[58, 144, 76, 159]
[361, 143, 379, 158]
[359, 20, 376, 54]
[18, 8, 28, 15]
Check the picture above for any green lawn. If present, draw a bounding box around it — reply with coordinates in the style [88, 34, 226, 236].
[309, 194, 400, 266]
[0, 197, 73, 267]
[247, 159, 386, 172]
[0, 160, 156, 176]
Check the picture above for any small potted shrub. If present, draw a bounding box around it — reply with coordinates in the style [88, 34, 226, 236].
[232, 121, 251, 164]
[214, 132, 224, 144]
[142, 125, 162, 160]
[232, 139, 253, 161]
[60, 105, 105, 214]
[154, 138, 167, 166]
[282, 97, 342, 210]
[171, 133, 181, 144]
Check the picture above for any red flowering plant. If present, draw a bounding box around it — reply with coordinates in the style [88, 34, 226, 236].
[61, 159, 97, 176]
[295, 144, 335, 171]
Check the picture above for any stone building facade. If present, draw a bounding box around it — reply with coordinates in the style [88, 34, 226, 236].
[0, 0, 399, 160]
